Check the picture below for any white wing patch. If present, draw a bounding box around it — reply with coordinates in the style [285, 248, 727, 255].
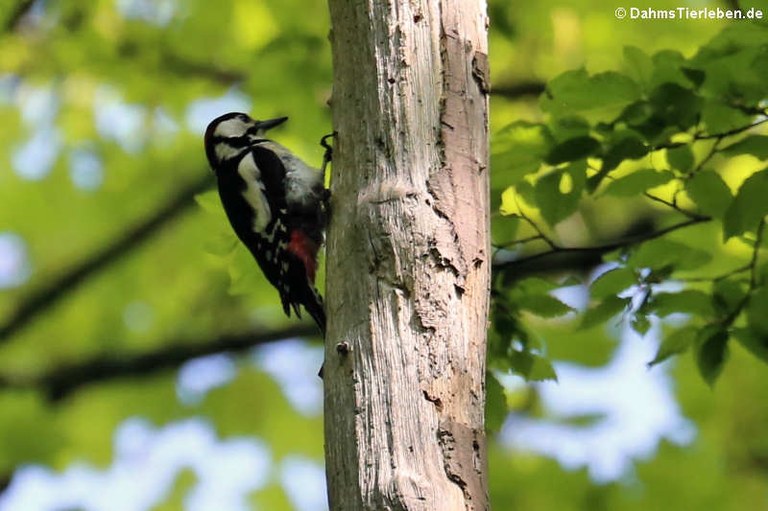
[237, 154, 271, 233]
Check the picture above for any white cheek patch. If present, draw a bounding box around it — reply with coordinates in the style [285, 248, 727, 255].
[237, 155, 271, 233]
[215, 118, 250, 138]
[216, 143, 244, 163]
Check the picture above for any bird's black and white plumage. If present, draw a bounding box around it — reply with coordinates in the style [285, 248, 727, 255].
[204, 112, 327, 333]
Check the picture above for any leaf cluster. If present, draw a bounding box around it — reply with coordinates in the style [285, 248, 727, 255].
[490, 24, 768, 386]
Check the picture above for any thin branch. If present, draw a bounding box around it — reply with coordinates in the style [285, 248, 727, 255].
[654, 118, 768, 151]
[493, 216, 711, 274]
[643, 190, 707, 220]
[695, 117, 768, 141]
[679, 263, 752, 283]
[0, 324, 319, 401]
[513, 196, 558, 249]
[4, 0, 35, 31]
[491, 80, 546, 99]
[492, 234, 545, 249]
[0, 174, 214, 341]
[160, 53, 246, 85]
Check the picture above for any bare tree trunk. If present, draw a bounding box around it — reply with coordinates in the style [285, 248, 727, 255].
[324, 1, 490, 510]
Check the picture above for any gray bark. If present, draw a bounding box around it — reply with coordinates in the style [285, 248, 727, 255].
[324, 1, 490, 509]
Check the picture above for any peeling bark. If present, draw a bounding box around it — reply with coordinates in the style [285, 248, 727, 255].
[324, 1, 490, 509]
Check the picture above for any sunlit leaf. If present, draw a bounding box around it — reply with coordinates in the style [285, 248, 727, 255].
[721, 135, 768, 161]
[534, 162, 586, 226]
[601, 169, 674, 197]
[492, 121, 554, 181]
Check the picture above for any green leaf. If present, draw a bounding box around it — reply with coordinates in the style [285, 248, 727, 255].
[631, 313, 652, 336]
[514, 180, 537, 207]
[534, 162, 586, 226]
[688, 24, 768, 103]
[666, 145, 694, 173]
[492, 214, 520, 246]
[516, 277, 561, 294]
[600, 132, 649, 173]
[544, 136, 600, 165]
[517, 294, 574, 318]
[590, 267, 636, 298]
[712, 278, 748, 319]
[649, 325, 698, 366]
[623, 46, 653, 88]
[499, 186, 520, 216]
[485, 373, 509, 433]
[649, 50, 693, 89]
[630, 238, 712, 272]
[723, 168, 768, 239]
[601, 169, 674, 197]
[701, 100, 752, 134]
[549, 116, 591, 141]
[733, 327, 768, 364]
[491, 121, 554, 181]
[681, 67, 706, 88]
[721, 135, 768, 161]
[618, 101, 653, 127]
[651, 290, 715, 317]
[695, 327, 729, 387]
[491, 297, 520, 341]
[747, 286, 768, 337]
[541, 69, 641, 122]
[649, 82, 702, 131]
[528, 354, 558, 382]
[686, 171, 732, 218]
[580, 295, 630, 329]
[508, 350, 558, 382]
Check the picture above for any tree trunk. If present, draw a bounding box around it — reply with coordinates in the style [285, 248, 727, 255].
[324, 1, 490, 510]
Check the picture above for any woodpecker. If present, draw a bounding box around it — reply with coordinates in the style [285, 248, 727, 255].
[204, 112, 328, 334]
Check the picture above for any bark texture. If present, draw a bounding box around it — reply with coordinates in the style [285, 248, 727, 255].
[324, 1, 490, 510]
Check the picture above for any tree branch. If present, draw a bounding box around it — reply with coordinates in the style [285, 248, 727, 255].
[160, 53, 246, 85]
[4, 0, 36, 32]
[493, 216, 712, 276]
[0, 324, 319, 401]
[491, 80, 546, 99]
[0, 174, 214, 341]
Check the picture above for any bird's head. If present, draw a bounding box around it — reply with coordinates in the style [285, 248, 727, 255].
[204, 112, 288, 169]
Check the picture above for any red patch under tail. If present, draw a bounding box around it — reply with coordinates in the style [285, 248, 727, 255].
[288, 229, 319, 282]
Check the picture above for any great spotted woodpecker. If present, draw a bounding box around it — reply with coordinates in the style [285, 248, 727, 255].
[204, 112, 328, 334]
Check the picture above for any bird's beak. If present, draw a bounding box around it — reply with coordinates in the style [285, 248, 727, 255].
[253, 116, 288, 132]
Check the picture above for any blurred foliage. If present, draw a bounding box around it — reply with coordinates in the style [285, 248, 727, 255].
[0, 0, 767, 510]
[490, 21, 768, 387]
